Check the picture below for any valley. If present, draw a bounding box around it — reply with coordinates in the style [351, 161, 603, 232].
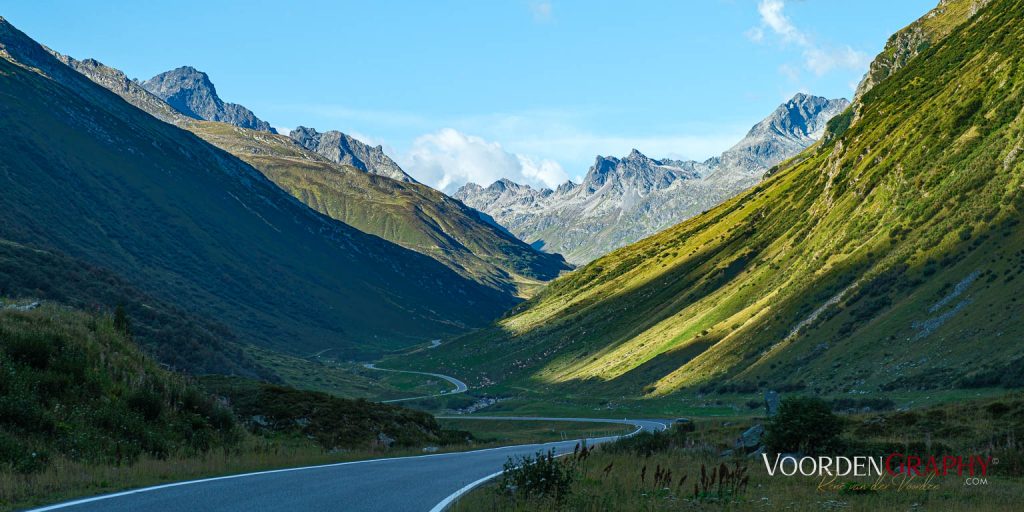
[2, 0, 1024, 510]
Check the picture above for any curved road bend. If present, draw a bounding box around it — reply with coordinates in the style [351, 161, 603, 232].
[27, 418, 668, 512]
[363, 363, 469, 403]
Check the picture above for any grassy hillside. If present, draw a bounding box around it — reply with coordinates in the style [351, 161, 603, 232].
[0, 303, 240, 474]
[402, 0, 1024, 397]
[188, 122, 570, 298]
[0, 303, 477, 510]
[0, 238, 273, 377]
[0, 17, 514, 359]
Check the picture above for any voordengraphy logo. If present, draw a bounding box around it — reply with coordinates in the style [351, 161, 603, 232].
[763, 453, 993, 478]
[762, 453, 996, 492]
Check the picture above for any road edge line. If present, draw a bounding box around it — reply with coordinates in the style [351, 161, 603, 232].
[430, 423, 652, 512]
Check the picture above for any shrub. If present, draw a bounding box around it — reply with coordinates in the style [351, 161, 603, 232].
[603, 425, 689, 457]
[497, 449, 577, 503]
[765, 397, 844, 455]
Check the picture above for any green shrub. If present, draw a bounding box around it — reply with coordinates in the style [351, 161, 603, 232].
[497, 449, 577, 503]
[602, 425, 689, 457]
[765, 397, 844, 454]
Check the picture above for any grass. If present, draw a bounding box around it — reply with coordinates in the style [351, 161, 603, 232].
[438, 419, 631, 445]
[240, 346, 452, 401]
[453, 394, 1024, 511]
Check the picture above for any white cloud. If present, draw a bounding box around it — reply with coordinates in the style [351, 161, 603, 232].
[757, 0, 807, 46]
[804, 45, 871, 77]
[401, 128, 569, 192]
[750, 0, 870, 78]
[529, 1, 553, 23]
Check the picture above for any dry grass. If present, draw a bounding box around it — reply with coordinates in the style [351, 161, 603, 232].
[454, 447, 1024, 511]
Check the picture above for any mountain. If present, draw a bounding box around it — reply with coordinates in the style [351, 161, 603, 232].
[186, 122, 571, 296]
[0, 18, 515, 360]
[454, 94, 848, 264]
[140, 66, 276, 133]
[407, 0, 1024, 397]
[56, 58, 570, 297]
[289, 126, 416, 183]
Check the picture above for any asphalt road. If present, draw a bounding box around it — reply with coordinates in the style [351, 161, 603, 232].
[27, 418, 669, 512]
[362, 363, 469, 403]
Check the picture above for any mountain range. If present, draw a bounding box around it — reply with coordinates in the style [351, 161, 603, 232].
[0, 17, 530, 367]
[403, 0, 1024, 397]
[51, 55, 571, 298]
[454, 94, 849, 264]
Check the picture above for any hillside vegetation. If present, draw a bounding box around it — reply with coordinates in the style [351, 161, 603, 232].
[0, 304, 240, 474]
[0, 238, 270, 377]
[0, 17, 513, 360]
[406, 0, 1024, 398]
[188, 122, 569, 298]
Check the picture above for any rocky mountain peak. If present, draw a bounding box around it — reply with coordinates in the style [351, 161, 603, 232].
[455, 93, 846, 264]
[289, 126, 415, 183]
[714, 94, 849, 178]
[140, 66, 276, 133]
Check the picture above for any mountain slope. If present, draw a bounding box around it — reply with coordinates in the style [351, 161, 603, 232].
[0, 18, 514, 358]
[455, 94, 848, 264]
[140, 66, 275, 133]
[51, 58, 570, 297]
[408, 0, 1024, 397]
[187, 122, 570, 296]
[290, 126, 417, 183]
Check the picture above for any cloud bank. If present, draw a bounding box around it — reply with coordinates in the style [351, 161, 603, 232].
[401, 128, 569, 192]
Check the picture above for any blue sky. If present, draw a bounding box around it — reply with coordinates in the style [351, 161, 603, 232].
[3, 0, 935, 191]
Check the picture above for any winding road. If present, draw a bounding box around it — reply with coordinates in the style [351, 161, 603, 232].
[363, 363, 469, 403]
[27, 363, 670, 512]
[27, 417, 669, 512]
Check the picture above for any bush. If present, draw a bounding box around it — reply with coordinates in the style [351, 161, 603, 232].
[765, 397, 844, 455]
[497, 449, 577, 503]
[602, 425, 689, 457]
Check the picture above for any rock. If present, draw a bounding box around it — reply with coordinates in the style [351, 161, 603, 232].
[290, 126, 416, 183]
[454, 94, 849, 265]
[422, 446, 440, 453]
[765, 390, 781, 417]
[740, 424, 765, 450]
[140, 66, 276, 133]
[7, 301, 40, 311]
[377, 432, 395, 448]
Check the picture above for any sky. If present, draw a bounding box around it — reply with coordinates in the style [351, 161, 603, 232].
[2, 0, 936, 191]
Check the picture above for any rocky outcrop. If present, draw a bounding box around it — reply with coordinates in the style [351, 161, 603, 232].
[49, 53, 190, 127]
[290, 126, 416, 183]
[140, 66, 275, 133]
[455, 94, 848, 264]
[853, 0, 991, 102]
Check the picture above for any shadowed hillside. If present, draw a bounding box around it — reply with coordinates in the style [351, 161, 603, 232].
[0, 18, 514, 360]
[404, 0, 1024, 397]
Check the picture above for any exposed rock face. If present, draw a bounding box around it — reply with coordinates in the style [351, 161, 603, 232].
[140, 66, 275, 133]
[289, 126, 416, 183]
[455, 94, 849, 264]
[854, 0, 991, 102]
[49, 53, 190, 127]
